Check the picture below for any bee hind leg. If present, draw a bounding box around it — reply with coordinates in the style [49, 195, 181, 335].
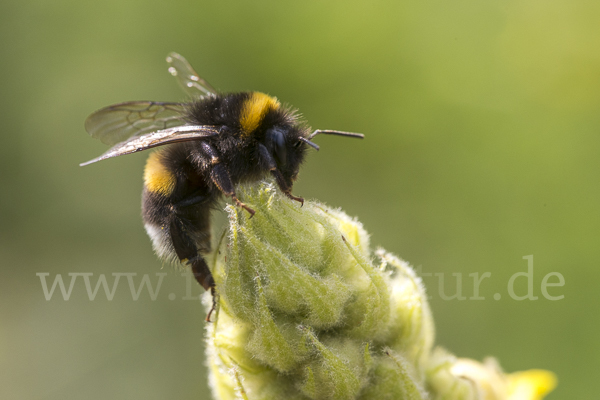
[168, 218, 217, 322]
[189, 255, 218, 322]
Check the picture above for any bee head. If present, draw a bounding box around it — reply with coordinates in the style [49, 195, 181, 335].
[264, 125, 309, 181]
[266, 126, 288, 165]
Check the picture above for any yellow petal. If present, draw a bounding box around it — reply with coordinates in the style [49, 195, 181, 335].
[508, 369, 557, 400]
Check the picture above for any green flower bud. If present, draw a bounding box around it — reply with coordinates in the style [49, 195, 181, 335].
[205, 181, 556, 400]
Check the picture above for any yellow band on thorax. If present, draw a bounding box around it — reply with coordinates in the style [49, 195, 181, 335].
[239, 92, 280, 135]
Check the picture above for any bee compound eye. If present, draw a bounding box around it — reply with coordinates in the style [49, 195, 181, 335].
[267, 127, 287, 165]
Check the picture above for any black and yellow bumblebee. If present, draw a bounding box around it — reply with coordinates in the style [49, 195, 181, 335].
[81, 53, 363, 319]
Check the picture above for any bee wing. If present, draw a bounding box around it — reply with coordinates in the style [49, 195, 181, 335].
[80, 125, 220, 166]
[85, 101, 188, 146]
[166, 52, 217, 98]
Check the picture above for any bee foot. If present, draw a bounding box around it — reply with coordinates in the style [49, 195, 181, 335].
[205, 287, 217, 322]
[233, 196, 256, 217]
[286, 193, 304, 206]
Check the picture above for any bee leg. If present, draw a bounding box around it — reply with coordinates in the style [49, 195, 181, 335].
[197, 142, 256, 216]
[190, 256, 218, 322]
[211, 163, 255, 216]
[232, 195, 256, 217]
[206, 286, 217, 322]
[174, 189, 208, 208]
[270, 166, 304, 205]
[168, 218, 217, 321]
[280, 188, 304, 205]
[258, 144, 304, 205]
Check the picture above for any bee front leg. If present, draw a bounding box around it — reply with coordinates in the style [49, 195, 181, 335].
[258, 144, 304, 205]
[199, 142, 255, 216]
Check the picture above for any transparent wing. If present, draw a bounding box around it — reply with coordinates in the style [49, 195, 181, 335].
[80, 125, 221, 166]
[166, 52, 217, 98]
[85, 101, 188, 146]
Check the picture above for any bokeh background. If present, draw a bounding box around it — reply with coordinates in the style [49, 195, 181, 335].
[2, 0, 598, 399]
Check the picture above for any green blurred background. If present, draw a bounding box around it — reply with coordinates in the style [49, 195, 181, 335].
[2, 0, 598, 398]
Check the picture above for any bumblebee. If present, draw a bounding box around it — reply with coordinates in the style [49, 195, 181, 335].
[81, 53, 363, 319]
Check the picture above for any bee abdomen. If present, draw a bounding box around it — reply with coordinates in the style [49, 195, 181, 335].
[142, 189, 213, 265]
[143, 222, 178, 264]
[143, 151, 177, 197]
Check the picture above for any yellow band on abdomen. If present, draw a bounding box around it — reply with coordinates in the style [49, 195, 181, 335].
[144, 151, 176, 196]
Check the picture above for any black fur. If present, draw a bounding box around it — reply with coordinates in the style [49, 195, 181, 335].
[83, 54, 363, 322]
[141, 92, 310, 319]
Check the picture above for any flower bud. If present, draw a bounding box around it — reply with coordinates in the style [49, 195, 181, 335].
[205, 182, 555, 400]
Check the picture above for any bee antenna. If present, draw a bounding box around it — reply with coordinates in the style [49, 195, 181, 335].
[298, 137, 320, 151]
[308, 129, 365, 140]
